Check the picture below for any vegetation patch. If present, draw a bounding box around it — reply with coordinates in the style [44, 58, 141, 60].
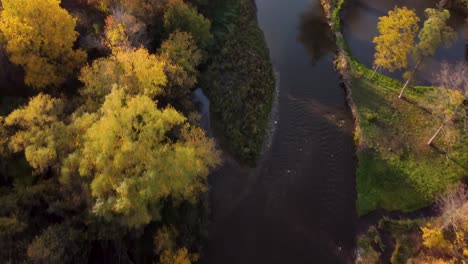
[328, 0, 468, 215]
[202, 0, 275, 164]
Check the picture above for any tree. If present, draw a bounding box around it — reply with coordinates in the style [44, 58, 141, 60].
[66, 88, 220, 227]
[372, 7, 419, 78]
[27, 224, 89, 264]
[164, 0, 212, 49]
[399, 8, 457, 98]
[155, 225, 199, 264]
[0, 0, 87, 89]
[425, 86, 463, 147]
[104, 6, 149, 50]
[433, 62, 468, 132]
[5, 94, 68, 173]
[79, 48, 167, 110]
[420, 185, 467, 262]
[159, 31, 203, 97]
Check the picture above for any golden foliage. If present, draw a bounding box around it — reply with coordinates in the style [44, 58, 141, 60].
[0, 0, 86, 89]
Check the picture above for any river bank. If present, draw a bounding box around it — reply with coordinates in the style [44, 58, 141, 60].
[321, 0, 468, 262]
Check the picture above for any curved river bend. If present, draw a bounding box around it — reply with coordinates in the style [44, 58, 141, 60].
[206, 0, 357, 263]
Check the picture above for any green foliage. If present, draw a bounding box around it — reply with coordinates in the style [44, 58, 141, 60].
[160, 31, 203, 96]
[352, 77, 465, 215]
[356, 226, 383, 264]
[412, 8, 457, 63]
[202, 0, 275, 164]
[329, 2, 466, 215]
[0, 0, 86, 89]
[164, 0, 212, 49]
[379, 218, 424, 264]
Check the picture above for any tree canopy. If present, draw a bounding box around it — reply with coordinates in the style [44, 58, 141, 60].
[0, 0, 86, 89]
[412, 8, 457, 63]
[163, 0, 212, 49]
[64, 88, 220, 227]
[373, 7, 419, 72]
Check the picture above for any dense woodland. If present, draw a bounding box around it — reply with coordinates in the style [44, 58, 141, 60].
[0, 0, 274, 262]
[0, 0, 467, 263]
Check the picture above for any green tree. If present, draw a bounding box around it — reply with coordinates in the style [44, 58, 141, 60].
[164, 0, 212, 49]
[399, 8, 456, 98]
[160, 31, 203, 97]
[65, 88, 220, 227]
[0, 0, 87, 89]
[372, 7, 419, 78]
[5, 94, 67, 173]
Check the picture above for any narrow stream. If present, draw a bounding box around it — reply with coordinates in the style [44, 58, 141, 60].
[205, 0, 357, 263]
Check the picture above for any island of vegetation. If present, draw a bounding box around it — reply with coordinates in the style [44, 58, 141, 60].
[321, 0, 468, 262]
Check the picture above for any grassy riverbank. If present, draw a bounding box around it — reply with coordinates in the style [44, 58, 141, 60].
[201, 0, 275, 165]
[325, 0, 468, 215]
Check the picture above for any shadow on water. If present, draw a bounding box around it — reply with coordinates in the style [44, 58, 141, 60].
[205, 0, 357, 263]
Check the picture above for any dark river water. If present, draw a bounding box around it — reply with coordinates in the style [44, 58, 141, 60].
[342, 0, 467, 84]
[205, 0, 357, 263]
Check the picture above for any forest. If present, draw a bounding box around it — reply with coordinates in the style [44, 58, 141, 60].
[0, 0, 467, 263]
[0, 0, 274, 262]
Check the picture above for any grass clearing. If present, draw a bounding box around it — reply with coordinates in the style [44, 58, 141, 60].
[329, 0, 468, 216]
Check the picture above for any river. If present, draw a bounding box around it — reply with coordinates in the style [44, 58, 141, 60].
[205, 0, 357, 263]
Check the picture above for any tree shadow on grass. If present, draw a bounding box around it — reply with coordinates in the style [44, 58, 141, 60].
[431, 144, 468, 172]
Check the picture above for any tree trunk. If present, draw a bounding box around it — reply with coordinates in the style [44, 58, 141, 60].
[399, 61, 422, 99]
[399, 78, 411, 99]
[371, 65, 380, 80]
[427, 124, 444, 146]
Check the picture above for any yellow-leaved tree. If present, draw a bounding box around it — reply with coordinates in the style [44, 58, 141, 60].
[0, 0, 86, 89]
[79, 48, 167, 111]
[372, 7, 419, 78]
[63, 88, 220, 227]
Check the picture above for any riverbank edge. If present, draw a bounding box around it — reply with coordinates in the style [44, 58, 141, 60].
[320, 0, 361, 147]
[319, 1, 468, 262]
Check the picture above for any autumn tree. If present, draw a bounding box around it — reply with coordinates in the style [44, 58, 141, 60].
[155, 225, 199, 264]
[433, 62, 468, 132]
[372, 7, 419, 78]
[0, 0, 87, 89]
[5, 94, 68, 173]
[63, 88, 220, 227]
[104, 6, 149, 50]
[419, 185, 467, 262]
[79, 48, 167, 110]
[159, 31, 203, 97]
[425, 86, 463, 147]
[399, 8, 456, 98]
[164, 0, 212, 49]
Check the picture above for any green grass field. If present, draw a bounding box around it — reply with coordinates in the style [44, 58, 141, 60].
[349, 70, 467, 215]
[328, 0, 467, 216]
